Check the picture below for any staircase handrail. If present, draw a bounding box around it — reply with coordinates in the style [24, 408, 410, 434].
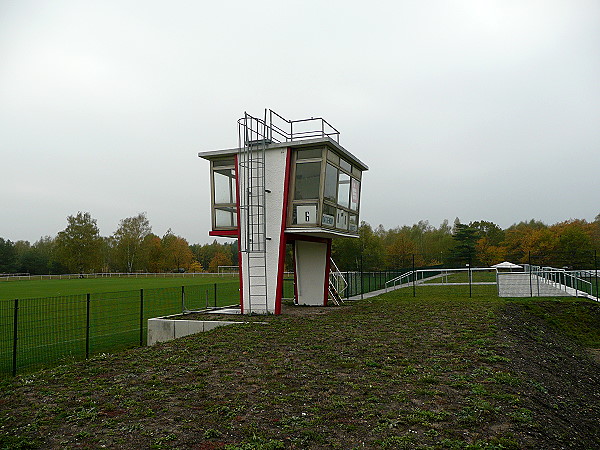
[385, 271, 414, 292]
[533, 266, 593, 297]
[329, 258, 348, 295]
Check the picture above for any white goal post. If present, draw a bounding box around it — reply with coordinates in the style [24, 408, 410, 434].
[218, 265, 239, 274]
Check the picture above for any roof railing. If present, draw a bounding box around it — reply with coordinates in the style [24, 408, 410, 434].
[238, 109, 340, 145]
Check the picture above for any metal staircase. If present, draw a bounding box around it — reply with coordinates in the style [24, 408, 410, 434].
[328, 258, 347, 305]
[238, 112, 269, 313]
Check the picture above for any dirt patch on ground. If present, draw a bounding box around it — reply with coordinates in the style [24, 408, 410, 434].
[175, 302, 351, 321]
[495, 302, 600, 447]
[588, 348, 600, 363]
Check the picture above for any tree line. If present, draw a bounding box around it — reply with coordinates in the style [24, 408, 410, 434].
[332, 215, 600, 271]
[2, 212, 599, 275]
[0, 212, 236, 275]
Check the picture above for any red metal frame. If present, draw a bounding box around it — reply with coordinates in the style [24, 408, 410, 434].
[209, 230, 238, 237]
[275, 147, 293, 315]
[324, 239, 332, 306]
[234, 154, 243, 313]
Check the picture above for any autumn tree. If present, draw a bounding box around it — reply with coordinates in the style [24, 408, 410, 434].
[112, 213, 152, 272]
[142, 234, 163, 272]
[551, 220, 594, 268]
[208, 251, 233, 273]
[385, 229, 420, 269]
[191, 240, 237, 270]
[55, 212, 103, 273]
[161, 230, 193, 272]
[188, 260, 204, 273]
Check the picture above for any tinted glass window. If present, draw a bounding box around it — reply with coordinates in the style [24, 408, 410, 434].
[350, 178, 360, 211]
[294, 162, 321, 200]
[296, 148, 322, 159]
[213, 158, 235, 167]
[322, 203, 336, 227]
[324, 163, 337, 203]
[337, 172, 350, 208]
[327, 150, 340, 165]
[215, 207, 236, 227]
[214, 168, 235, 204]
[340, 159, 352, 173]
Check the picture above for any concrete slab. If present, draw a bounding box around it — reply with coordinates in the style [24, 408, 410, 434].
[147, 316, 260, 346]
[147, 318, 175, 345]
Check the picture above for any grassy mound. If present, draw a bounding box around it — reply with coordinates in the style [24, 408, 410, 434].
[1, 290, 599, 448]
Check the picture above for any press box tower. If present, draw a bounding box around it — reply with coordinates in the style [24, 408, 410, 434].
[198, 110, 368, 314]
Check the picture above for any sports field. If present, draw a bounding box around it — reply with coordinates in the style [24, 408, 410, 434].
[0, 275, 239, 301]
[0, 276, 244, 377]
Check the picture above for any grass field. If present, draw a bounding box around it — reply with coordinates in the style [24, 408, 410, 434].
[1, 286, 598, 448]
[0, 275, 240, 301]
[0, 276, 244, 377]
[0, 276, 305, 377]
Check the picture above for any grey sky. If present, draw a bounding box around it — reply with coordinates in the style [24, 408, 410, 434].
[1, 0, 599, 244]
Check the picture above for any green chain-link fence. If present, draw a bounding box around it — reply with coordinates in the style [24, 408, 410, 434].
[0, 280, 240, 377]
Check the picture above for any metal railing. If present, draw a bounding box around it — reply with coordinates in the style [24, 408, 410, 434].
[0, 272, 238, 282]
[237, 109, 340, 145]
[0, 282, 242, 377]
[385, 267, 497, 292]
[528, 265, 595, 299]
[329, 258, 348, 298]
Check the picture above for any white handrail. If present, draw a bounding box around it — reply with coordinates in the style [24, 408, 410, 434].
[329, 258, 348, 295]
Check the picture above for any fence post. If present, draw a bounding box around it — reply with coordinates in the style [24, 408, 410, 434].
[346, 272, 350, 300]
[412, 255, 416, 297]
[595, 250, 598, 298]
[468, 256, 472, 298]
[181, 286, 185, 313]
[529, 251, 533, 297]
[214, 283, 217, 307]
[86, 293, 91, 359]
[139, 289, 144, 347]
[12, 299, 18, 377]
[360, 254, 364, 300]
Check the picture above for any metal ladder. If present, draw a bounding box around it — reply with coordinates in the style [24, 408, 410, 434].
[238, 112, 269, 313]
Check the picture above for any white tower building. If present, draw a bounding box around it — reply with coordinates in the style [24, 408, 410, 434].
[199, 110, 368, 314]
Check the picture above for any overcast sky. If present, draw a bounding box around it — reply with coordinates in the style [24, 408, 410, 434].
[1, 0, 599, 244]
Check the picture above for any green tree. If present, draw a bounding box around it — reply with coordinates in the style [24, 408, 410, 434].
[0, 238, 17, 273]
[385, 228, 420, 269]
[451, 221, 478, 265]
[15, 236, 65, 275]
[55, 212, 103, 273]
[192, 240, 237, 270]
[552, 220, 594, 268]
[112, 213, 152, 272]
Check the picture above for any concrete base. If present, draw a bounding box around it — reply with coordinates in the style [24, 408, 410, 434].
[147, 317, 243, 346]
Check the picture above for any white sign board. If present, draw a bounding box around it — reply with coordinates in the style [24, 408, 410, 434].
[336, 209, 348, 230]
[297, 205, 317, 225]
